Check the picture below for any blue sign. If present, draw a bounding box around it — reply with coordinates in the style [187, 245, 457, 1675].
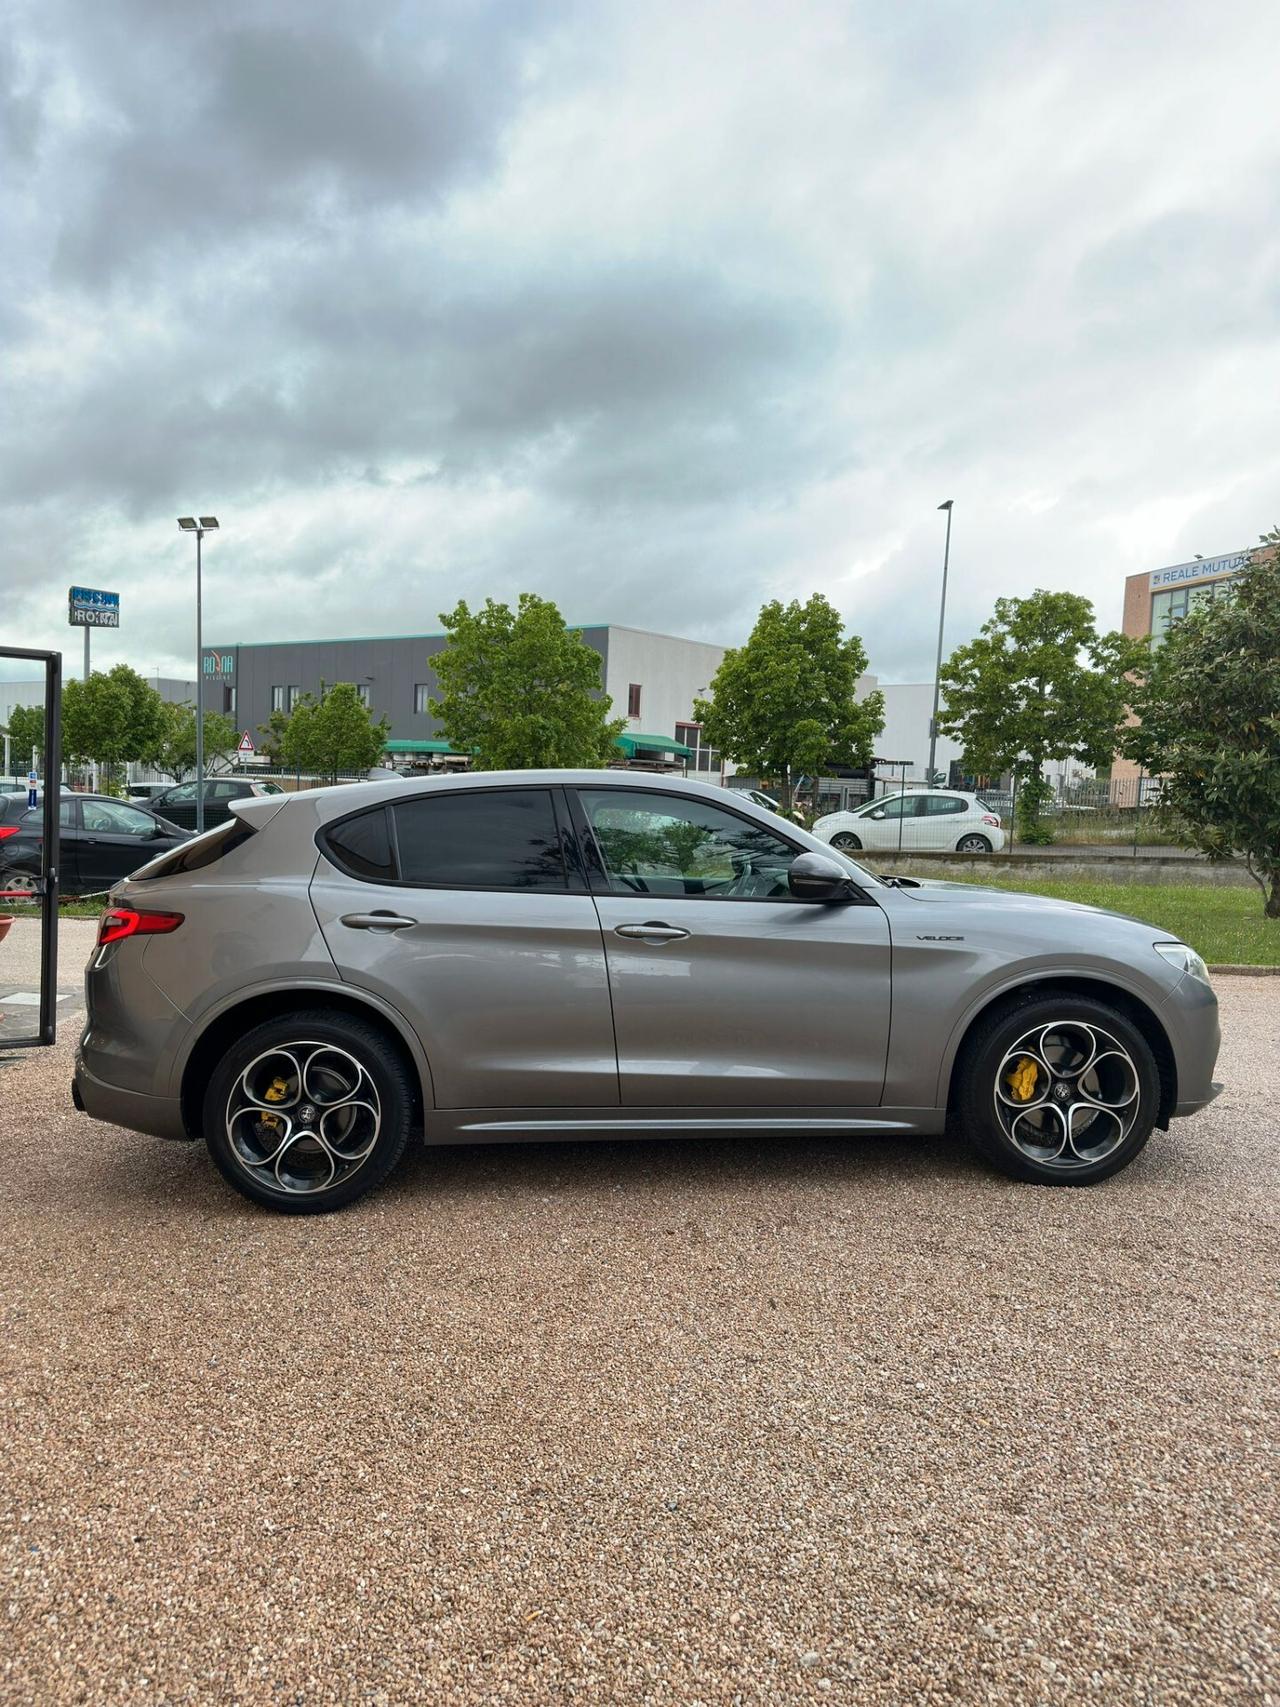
[68, 586, 121, 628]
[1150, 551, 1248, 590]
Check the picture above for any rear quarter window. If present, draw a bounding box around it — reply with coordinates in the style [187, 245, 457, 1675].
[320, 807, 397, 882]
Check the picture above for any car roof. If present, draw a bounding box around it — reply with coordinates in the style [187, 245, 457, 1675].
[230, 767, 795, 830]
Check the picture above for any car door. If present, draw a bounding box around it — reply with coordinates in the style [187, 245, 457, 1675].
[572, 786, 891, 1109]
[919, 792, 969, 848]
[857, 794, 921, 851]
[309, 785, 619, 1109]
[208, 781, 247, 827]
[153, 782, 198, 830]
[77, 798, 177, 888]
[9, 799, 77, 888]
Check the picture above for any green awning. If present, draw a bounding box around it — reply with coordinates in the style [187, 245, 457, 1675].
[383, 738, 469, 755]
[615, 732, 694, 759]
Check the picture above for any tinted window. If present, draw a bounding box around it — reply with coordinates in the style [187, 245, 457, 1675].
[212, 781, 245, 800]
[393, 790, 566, 890]
[923, 795, 967, 816]
[580, 789, 796, 901]
[21, 801, 74, 829]
[81, 800, 157, 836]
[161, 783, 198, 805]
[322, 807, 397, 882]
[134, 819, 255, 880]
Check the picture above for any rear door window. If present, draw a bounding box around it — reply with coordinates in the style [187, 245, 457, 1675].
[923, 795, 967, 816]
[393, 789, 567, 891]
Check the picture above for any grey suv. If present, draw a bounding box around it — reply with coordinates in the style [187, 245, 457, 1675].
[73, 771, 1221, 1214]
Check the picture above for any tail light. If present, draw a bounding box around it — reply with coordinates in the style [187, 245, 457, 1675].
[0, 825, 17, 841]
[982, 814, 1000, 827]
[97, 907, 185, 947]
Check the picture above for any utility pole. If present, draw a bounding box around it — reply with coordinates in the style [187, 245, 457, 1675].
[927, 500, 954, 788]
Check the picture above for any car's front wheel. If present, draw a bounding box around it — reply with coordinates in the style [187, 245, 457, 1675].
[955, 834, 992, 853]
[0, 865, 38, 900]
[830, 831, 863, 852]
[203, 1010, 415, 1213]
[954, 993, 1159, 1185]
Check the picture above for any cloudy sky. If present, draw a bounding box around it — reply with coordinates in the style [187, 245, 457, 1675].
[2, 0, 1278, 686]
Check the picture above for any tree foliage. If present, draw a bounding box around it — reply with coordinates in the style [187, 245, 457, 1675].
[144, 701, 239, 783]
[693, 594, 884, 811]
[1125, 531, 1280, 917]
[279, 683, 391, 782]
[2, 702, 46, 771]
[938, 590, 1141, 842]
[430, 594, 625, 770]
[62, 666, 166, 787]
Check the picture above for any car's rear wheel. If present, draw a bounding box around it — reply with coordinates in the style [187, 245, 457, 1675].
[955, 993, 1159, 1185]
[956, 834, 992, 853]
[830, 831, 862, 851]
[203, 1011, 415, 1214]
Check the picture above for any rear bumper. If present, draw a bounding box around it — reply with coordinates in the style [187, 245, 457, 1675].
[73, 1053, 190, 1142]
[1174, 1081, 1224, 1119]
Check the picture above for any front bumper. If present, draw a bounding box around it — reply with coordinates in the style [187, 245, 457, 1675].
[1161, 971, 1223, 1121]
[73, 1051, 190, 1142]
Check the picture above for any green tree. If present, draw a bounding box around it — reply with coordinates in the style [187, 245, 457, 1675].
[938, 590, 1141, 843]
[62, 666, 166, 792]
[281, 683, 391, 782]
[2, 703, 46, 773]
[430, 594, 626, 769]
[693, 594, 884, 812]
[1125, 531, 1280, 917]
[257, 705, 293, 764]
[144, 701, 239, 783]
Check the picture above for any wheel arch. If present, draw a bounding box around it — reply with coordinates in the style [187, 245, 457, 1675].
[943, 975, 1178, 1130]
[178, 985, 432, 1139]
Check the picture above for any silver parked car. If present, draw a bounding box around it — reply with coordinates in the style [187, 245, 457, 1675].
[73, 770, 1221, 1213]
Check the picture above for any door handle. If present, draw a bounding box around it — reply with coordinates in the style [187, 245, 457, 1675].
[613, 921, 690, 942]
[340, 911, 417, 932]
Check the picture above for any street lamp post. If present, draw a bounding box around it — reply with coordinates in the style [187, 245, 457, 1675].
[178, 516, 219, 833]
[926, 500, 954, 789]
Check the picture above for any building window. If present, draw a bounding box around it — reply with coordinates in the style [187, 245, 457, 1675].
[1150, 579, 1235, 647]
[286, 685, 302, 712]
[676, 721, 717, 774]
[271, 686, 285, 713]
[356, 684, 371, 708]
[627, 683, 642, 718]
[414, 684, 431, 714]
[225, 686, 237, 716]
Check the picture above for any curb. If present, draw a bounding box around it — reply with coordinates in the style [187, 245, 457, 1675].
[1207, 965, 1280, 976]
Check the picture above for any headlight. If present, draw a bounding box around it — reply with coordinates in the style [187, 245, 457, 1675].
[1154, 941, 1211, 984]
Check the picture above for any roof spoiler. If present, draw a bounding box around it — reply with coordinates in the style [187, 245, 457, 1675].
[229, 794, 292, 830]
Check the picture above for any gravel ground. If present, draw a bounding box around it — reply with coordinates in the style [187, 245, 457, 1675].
[1, 922, 1277, 1705]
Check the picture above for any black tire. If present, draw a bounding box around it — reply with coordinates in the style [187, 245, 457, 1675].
[830, 831, 863, 851]
[955, 834, 992, 853]
[202, 1010, 415, 1214]
[954, 992, 1159, 1185]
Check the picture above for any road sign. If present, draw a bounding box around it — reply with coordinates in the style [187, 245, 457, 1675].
[27, 769, 37, 808]
[68, 587, 120, 628]
[237, 731, 255, 755]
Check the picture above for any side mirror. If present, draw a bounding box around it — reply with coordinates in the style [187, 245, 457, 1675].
[788, 851, 856, 903]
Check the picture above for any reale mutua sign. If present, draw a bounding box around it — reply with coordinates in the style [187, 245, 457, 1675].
[67, 586, 121, 628]
[1149, 550, 1249, 590]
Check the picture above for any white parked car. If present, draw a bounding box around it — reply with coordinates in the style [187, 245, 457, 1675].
[813, 790, 1006, 854]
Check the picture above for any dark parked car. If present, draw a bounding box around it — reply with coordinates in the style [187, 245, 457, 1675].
[148, 777, 284, 831]
[0, 793, 191, 897]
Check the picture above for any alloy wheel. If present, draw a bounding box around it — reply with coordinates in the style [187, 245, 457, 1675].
[225, 1040, 381, 1196]
[994, 1020, 1141, 1170]
[0, 868, 37, 899]
[831, 832, 862, 851]
[956, 835, 991, 853]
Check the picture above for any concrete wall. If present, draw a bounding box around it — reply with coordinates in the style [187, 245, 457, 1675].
[871, 850, 1254, 888]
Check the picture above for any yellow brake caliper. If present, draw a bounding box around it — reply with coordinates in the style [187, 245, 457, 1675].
[1005, 1057, 1039, 1103]
[259, 1074, 290, 1132]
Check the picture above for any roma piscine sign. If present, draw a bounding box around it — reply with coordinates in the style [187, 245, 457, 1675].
[67, 586, 120, 627]
[1150, 550, 1249, 590]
